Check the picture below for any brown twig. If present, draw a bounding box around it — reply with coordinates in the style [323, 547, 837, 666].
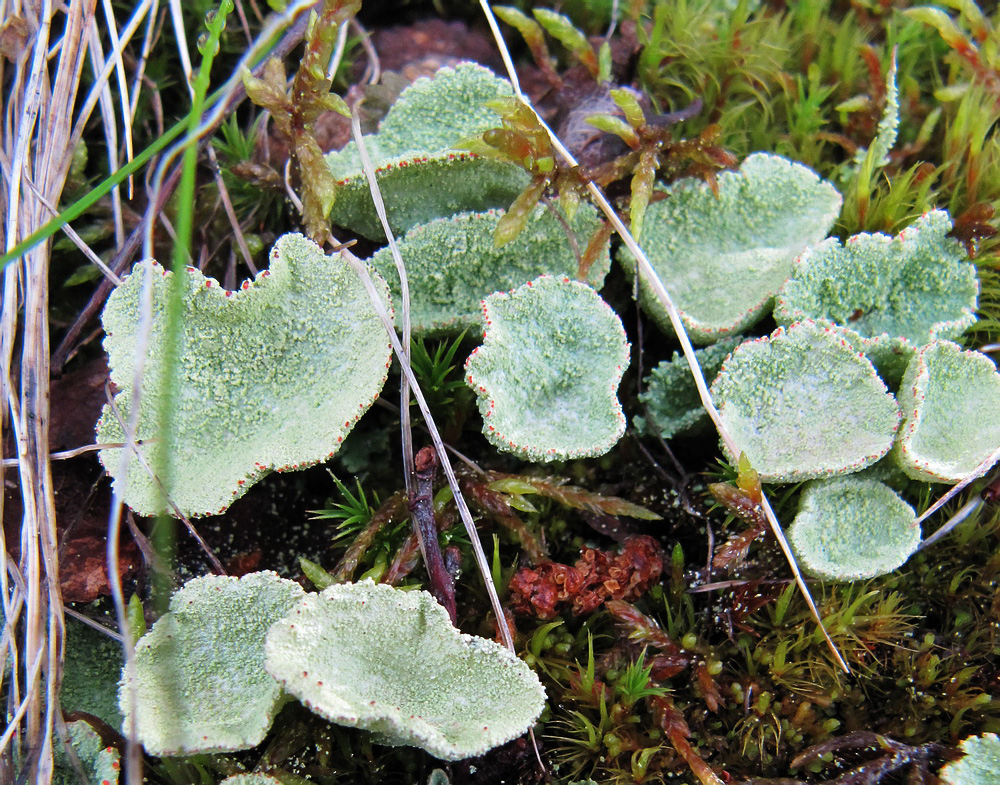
[410, 446, 456, 622]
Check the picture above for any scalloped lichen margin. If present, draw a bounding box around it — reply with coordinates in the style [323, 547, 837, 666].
[326, 63, 529, 240]
[616, 153, 842, 343]
[940, 733, 1000, 785]
[264, 580, 546, 761]
[119, 571, 305, 757]
[894, 341, 1000, 483]
[97, 233, 392, 517]
[788, 476, 919, 581]
[464, 276, 630, 462]
[370, 204, 611, 336]
[55, 721, 120, 785]
[709, 322, 900, 482]
[774, 210, 978, 377]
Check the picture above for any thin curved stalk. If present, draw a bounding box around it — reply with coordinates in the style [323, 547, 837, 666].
[479, 0, 849, 674]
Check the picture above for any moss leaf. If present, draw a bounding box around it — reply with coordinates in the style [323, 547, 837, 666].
[710, 322, 900, 482]
[370, 204, 611, 336]
[788, 476, 919, 581]
[617, 153, 841, 342]
[120, 571, 305, 757]
[97, 234, 392, 517]
[775, 210, 978, 379]
[264, 580, 546, 761]
[464, 276, 630, 462]
[894, 341, 1000, 483]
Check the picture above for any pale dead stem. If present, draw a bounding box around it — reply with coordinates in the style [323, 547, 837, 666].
[478, 0, 851, 676]
[2, 2, 98, 782]
[0, 1, 148, 782]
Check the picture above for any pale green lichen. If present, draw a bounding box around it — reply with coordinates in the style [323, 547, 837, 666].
[894, 341, 1000, 483]
[326, 63, 529, 240]
[62, 616, 124, 731]
[264, 580, 546, 761]
[54, 721, 120, 785]
[941, 733, 1000, 785]
[464, 276, 630, 462]
[119, 571, 305, 756]
[327, 63, 514, 178]
[637, 335, 742, 440]
[616, 153, 841, 343]
[97, 233, 392, 517]
[774, 211, 978, 381]
[370, 204, 610, 336]
[219, 776, 284, 785]
[788, 476, 919, 581]
[330, 155, 529, 241]
[710, 322, 900, 482]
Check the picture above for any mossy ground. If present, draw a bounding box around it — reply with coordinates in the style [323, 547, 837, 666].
[25, 0, 1000, 783]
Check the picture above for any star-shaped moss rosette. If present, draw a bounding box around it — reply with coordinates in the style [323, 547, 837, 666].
[941, 733, 1000, 785]
[119, 571, 305, 757]
[709, 322, 900, 482]
[637, 335, 743, 440]
[97, 233, 392, 517]
[787, 476, 919, 581]
[326, 62, 530, 240]
[616, 153, 841, 343]
[464, 276, 630, 462]
[264, 580, 546, 761]
[370, 204, 610, 336]
[893, 341, 1000, 483]
[774, 211, 978, 381]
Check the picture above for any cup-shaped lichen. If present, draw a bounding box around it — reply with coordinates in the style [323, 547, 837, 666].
[638, 335, 743, 440]
[370, 204, 610, 336]
[894, 341, 1000, 483]
[616, 153, 841, 343]
[464, 276, 630, 462]
[264, 580, 546, 761]
[326, 62, 529, 239]
[119, 571, 305, 756]
[774, 211, 978, 380]
[787, 476, 919, 581]
[97, 233, 392, 517]
[710, 322, 900, 482]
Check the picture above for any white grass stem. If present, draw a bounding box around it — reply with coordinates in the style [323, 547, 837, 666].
[337, 247, 515, 653]
[914, 446, 1000, 529]
[106, 262, 156, 785]
[327, 16, 350, 82]
[86, 21, 125, 247]
[100, 0, 135, 196]
[351, 111, 415, 495]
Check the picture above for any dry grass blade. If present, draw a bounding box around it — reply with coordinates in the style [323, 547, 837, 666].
[0, 1, 114, 780]
[479, 0, 849, 674]
[351, 111, 416, 494]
